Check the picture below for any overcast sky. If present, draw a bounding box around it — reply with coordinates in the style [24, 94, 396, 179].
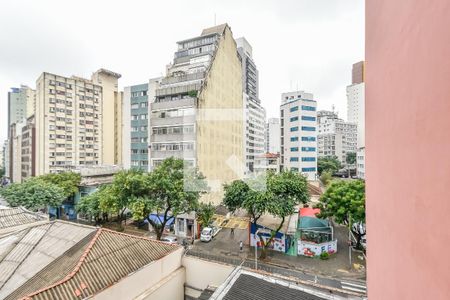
[0, 0, 364, 144]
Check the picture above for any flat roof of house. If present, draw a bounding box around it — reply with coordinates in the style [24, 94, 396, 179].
[0, 221, 179, 300]
[210, 268, 339, 300]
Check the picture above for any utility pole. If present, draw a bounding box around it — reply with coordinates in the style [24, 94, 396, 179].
[348, 214, 352, 267]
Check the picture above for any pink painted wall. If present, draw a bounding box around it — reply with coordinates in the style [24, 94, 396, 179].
[366, 1, 450, 299]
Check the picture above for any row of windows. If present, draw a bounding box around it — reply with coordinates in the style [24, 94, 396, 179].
[302, 167, 316, 172]
[290, 136, 316, 142]
[290, 147, 316, 152]
[131, 126, 148, 132]
[152, 125, 194, 135]
[131, 91, 147, 97]
[151, 107, 195, 119]
[290, 126, 316, 132]
[131, 137, 148, 143]
[131, 149, 148, 154]
[289, 157, 316, 162]
[131, 102, 148, 109]
[289, 116, 316, 122]
[289, 105, 316, 112]
[151, 142, 194, 151]
[131, 114, 148, 120]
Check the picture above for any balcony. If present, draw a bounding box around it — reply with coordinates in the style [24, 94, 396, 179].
[160, 72, 205, 85]
[155, 82, 202, 97]
[151, 97, 196, 111]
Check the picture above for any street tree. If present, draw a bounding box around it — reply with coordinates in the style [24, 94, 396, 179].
[315, 180, 365, 248]
[346, 152, 357, 177]
[318, 156, 341, 175]
[196, 202, 215, 227]
[222, 180, 250, 213]
[76, 186, 104, 224]
[99, 169, 147, 230]
[129, 157, 208, 240]
[38, 172, 81, 198]
[223, 172, 310, 259]
[0, 178, 65, 211]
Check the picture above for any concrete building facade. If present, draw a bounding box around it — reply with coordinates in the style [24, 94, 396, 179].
[266, 117, 281, 154]
[150, 24, 244, 204]
[236, 37, 265, 176]
[280, 91, 317, 180]
[21, 115, 36, 180]
[33, 69, 121, 175]
[7, 85, 34, 136]
[347, 62, 365, 179]
[317, 110, 357, 166]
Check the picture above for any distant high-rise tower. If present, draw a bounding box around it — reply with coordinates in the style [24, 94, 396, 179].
[347, 61, 365, 178]
[266, 118, 280, 154]
[7, 85, 34, 136]
[236, 37, 265, 175]
[280, 91, 317, 180]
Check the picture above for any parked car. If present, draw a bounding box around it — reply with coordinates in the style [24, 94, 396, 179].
[200, 227, 214, 242]
[160, 235, 178, 245]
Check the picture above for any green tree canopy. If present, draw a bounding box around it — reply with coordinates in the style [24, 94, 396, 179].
[223, 171, 310, 259]
[129, 157, 208, 240]
[76, 186, 105, 223]
[38, 172, 81, 198]
[0, 178, 66, 211]
[196, 202, 215, 227]
[315, 180, 365, 248]
[318, 156, 341, 175]
[346, 152, 357, 166]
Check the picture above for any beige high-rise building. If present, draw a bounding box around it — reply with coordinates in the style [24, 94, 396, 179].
[91, 69, 123, 165]
[34, 69, 121, 175]
[151, 24, 244, 205]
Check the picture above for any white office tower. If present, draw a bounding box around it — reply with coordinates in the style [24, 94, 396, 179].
[347, 61, 365, 179]
[266, 118, 281, 154]
[280, 91, 317, 181]
[317, 110, 357, 166]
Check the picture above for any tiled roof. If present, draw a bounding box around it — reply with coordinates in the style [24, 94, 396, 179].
[0, 207, 47, 230]
[21, 228, 179, 300]
[0, 221, 96, 299]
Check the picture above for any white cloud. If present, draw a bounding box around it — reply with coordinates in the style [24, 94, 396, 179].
[0, 0, 364, 143]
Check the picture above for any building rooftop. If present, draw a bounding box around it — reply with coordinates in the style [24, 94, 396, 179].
[210, 268, 339, 300]
[0, 207, 47, 232]
[0, 221, 179, 300]
[201, 23, 228, 36]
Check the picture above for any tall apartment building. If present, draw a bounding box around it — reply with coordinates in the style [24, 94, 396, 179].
[347, 61, 365, 178]
[122, 78, 161, 171]
[7, 85, 35, 136]
[21, 115, 36, 180]
[236, 37, 265, 175]
[150, 24, 244, 204]
[34, 69, 121, 175]
[280, 91, 317, 181]
[266, 118, 281, 154]
[317, 110, 357, 166]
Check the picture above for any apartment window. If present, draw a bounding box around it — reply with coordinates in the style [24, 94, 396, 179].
[290, 157, 299, 162]
[301, 136, 316, 142]
[290, 137, 298, 142]
[301, 105, 316, 111]
[290, 127, 299, 132]
[290, 116, 299, 122]
[301, 126, 316, 132]
[290, 106, 299, 112]
[302, 116, 316, 121]
[291, 167, 299, 172]
[131, 103, 139, 109]
[302, 157, 316, 162]
[290, 147, 299, 152]
[131, 137, 140, 143]
[140, 137, 148, 143]
[301, 147, 316, 152]
[131, 115, 139, 120]
[140, 126, 148, 131]
[302, 167, 316, 172]
[140, 114, 148, 120]
[131, 126, 139, 132]
[140, 102, 148, 108]
[131, 149, 139, 154]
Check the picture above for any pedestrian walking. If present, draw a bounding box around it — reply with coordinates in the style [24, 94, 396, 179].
[239, 240, 243, 252]
[230, 228, 235, 236]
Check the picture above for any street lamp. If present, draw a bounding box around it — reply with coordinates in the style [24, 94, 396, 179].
[254, 229, 260, 270]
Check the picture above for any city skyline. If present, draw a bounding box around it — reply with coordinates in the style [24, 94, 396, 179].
[0, 0, 364, 144]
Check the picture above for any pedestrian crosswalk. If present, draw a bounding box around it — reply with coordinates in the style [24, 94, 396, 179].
[341, 280, 367, 294]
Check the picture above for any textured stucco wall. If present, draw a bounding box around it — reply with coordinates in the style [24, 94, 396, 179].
[366, 1, 450, 299]
[197, 25, 244, 204]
